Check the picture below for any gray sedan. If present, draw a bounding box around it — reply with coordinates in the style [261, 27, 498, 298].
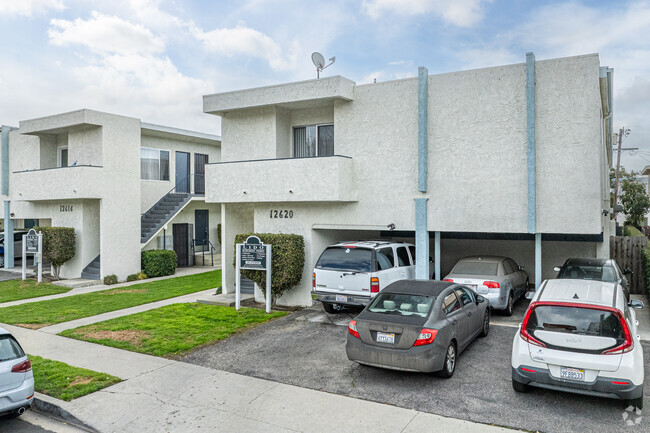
[443, 256, 529, 316]
[346, 280, 489, 377]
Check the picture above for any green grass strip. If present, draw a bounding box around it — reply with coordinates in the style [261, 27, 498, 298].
[60, 303, 286, 358]
[29, 355, 121, 401]
[0, 270, 221, 328]
[0, 279, 70, 304]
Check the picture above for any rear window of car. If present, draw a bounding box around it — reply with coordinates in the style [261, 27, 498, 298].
[368, 293, 435, 317]
[0, 335, 25, 362]
[557, 265, 617, 283]
[315, 247, 372, 272]
[526, 305, 625, 352]
[452, 261, 498, 276]
[375, 247, 395, 270]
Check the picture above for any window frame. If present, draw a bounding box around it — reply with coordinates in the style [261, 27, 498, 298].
[292, 123, 334, 158]
[441, 291, 461, 315]
[57, 145, 69, 168]
[140, 147, 170, 181]
[396, 246, 411, 267]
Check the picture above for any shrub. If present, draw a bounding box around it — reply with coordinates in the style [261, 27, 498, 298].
[624, 225, 645, 237]
[137, 272, 147, 280]
[217, 223, 222, 246]
[126, 274, 138, 282]
[142, 250, 177, 278]
[104, 274, 118, 285]
[642, 247, 650, 297]
[233, 233, 304, 304]
[35, 227, 76, 280]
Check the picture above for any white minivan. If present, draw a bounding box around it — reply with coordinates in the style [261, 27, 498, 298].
[312, 241, 416, 313]
[511, 279, 644, 408]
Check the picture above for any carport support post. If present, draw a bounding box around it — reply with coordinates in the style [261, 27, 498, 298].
[265, 245, 272, 314]
[3, 200, 14, 269]
[414, 198, 429, 279]
[434, 231, 441, 280]
[535, 233, 542, 289]
[235, 243, 241, 310]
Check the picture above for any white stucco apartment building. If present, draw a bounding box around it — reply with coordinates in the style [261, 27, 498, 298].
[1, 109, 221, 280]
[203, 53, 615, 307]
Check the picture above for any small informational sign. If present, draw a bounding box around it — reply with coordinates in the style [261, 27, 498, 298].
[240, 236, 266, 270]
[25, 229, 39, 253]
[236, 235, 272, 314]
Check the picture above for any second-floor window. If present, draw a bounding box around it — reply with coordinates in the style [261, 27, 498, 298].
[293, 124, 333, 157]
[141, 147, 170, 181]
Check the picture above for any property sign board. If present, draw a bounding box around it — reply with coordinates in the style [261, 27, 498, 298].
[240, 236, 267, 270]
[25, 229, 39, 253]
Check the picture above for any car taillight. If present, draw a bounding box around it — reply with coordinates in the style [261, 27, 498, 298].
[520, 303, 546, 348]
[312, 273, 316, 290]
[11, 359, 31, 373]
[602, 311, 633, 355]
[348, 320, 360, 339]
[370, 277, 379, 293]
[413, 328, 438, 346]
[443, 279, 454, 282]
[483, 281, 500, 289]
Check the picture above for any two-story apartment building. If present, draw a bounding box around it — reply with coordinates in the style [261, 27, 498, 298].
[203, 53, 615, 307]
[1, 109, 221, 280]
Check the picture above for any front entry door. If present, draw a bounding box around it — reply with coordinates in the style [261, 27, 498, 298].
[175, 151, 190, 193]
[195, 210, 209, 250]
[173, 223, 189, 267]
[194, 153, 208, 195]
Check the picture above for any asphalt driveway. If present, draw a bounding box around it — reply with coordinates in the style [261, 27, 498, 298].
[183, 305, 648, 433]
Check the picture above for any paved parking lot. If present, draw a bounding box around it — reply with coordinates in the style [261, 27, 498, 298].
[183, 300, 649, 433]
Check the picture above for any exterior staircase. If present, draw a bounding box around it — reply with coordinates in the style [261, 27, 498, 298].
[141, 193, 193, 244]
[81, 255, 101, 280]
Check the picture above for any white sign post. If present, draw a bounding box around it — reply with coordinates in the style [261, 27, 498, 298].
[22, 229, 43, 283]
[236, 235, 273, 314]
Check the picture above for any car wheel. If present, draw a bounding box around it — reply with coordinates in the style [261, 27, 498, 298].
[322, 302, 339, 314]
[628, 392, 643, 410]
[438, 341, 457, 378]
[503, 292, 514, 316]
[512, 379, 529, 393]
[479, 309, 490, 337]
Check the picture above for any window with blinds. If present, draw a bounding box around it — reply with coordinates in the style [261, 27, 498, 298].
[141, 147, 170, 180]
[293, 124, 333, 157]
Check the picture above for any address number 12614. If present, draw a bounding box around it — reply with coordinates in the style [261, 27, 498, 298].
[270, 210, 294, 218]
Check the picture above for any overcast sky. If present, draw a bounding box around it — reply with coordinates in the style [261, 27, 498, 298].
[0, 0, 648, 171]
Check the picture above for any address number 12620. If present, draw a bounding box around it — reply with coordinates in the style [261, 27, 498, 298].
[270, 210, 294, 218]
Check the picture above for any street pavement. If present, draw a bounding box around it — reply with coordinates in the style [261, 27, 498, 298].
[0, 411, 86, 433]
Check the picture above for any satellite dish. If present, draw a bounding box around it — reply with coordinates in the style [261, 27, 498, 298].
[312, 52, 325, 69]
[311, 51, 336, 78]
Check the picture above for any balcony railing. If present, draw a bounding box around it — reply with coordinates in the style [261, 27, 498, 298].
[12, 165, 104, 201]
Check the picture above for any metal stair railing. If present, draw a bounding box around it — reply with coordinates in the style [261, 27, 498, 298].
[191, 237, 218, 266]
[141, 174, 205, 222]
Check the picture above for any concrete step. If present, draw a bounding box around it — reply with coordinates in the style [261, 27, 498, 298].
[80, 272, 101, 280]
[53, 278, 102, 288]
[196, 292, 255, 307]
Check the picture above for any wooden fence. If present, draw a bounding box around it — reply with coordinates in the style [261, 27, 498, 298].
[610, 235, 647, 294]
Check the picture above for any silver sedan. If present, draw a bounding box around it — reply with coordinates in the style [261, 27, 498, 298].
[0, 327, 34, 417]
[346, 280, 489, 376]
[443, 256, 529, 316]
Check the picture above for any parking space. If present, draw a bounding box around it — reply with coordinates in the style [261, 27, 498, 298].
[182, 303, 649, 433]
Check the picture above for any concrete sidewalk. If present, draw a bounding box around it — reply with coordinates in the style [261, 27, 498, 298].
[4, 323, 512, 433]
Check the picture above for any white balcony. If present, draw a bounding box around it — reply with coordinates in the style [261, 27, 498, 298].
[205, 156, 356, 203]
[12, 166, 104, 201]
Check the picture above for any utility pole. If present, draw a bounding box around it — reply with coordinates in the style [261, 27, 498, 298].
[612, 127, 631, 217]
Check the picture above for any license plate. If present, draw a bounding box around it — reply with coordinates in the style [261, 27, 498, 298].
[335, 295, 347, 302]
[376, 332, 395, 344]
[560, 367, 585, 381]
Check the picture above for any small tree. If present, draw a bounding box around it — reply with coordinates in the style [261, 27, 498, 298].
[35, 227, 76, 280]
[233, 233, 304, 305]
[620, 174, 650, 227]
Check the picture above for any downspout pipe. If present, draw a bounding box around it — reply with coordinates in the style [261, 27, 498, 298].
[2, 125, 15, 269]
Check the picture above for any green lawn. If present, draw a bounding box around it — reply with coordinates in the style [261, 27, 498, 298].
[0, 279, 70, 304]
[60, 303, 286, 358]
[0, 270, 221, 328]
[30, 355, 121, 401]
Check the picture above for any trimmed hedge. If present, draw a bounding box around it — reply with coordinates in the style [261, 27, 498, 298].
[642, 247, 650, 298]
[142, 250, 177, 278]
[35, 227, 76, 280]
[104, 274, 118, 285]
[127, 272, 148, 282]
[233, 233, 304, 303]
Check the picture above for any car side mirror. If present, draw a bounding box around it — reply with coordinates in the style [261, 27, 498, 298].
[553, 266, 561, 272]
[629, 299, 644, 309]
[524, 291, 535, 300]
[624, 269, 633, 275]
[476, 295, 485, 304]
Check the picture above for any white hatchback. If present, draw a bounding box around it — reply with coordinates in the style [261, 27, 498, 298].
[0, 327, 34, 417]
[511, 279, 644, 409]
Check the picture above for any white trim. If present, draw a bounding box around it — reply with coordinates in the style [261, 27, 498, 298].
[57, 145, 68, 167]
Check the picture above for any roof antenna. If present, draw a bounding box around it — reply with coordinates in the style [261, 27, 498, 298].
[311, 52, 336, 79]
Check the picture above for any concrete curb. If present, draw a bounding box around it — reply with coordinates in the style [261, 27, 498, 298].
[32, 393, 99, 433]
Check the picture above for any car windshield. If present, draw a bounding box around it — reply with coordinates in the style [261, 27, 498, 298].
[557, 264, 617, 283]
[526, 305, 624, 350]
[0, 335, 25, 362]
[368, 293, 435, 318]
[452, 261, 498, 276]
[315, 247, 372, 272]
